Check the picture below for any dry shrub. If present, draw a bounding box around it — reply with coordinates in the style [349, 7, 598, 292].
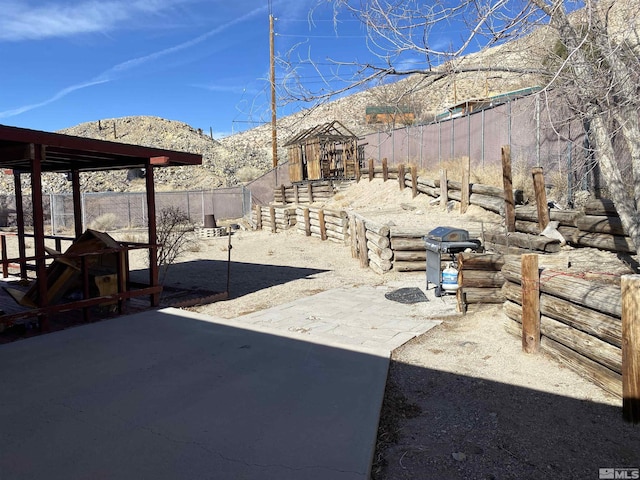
[155, 206, 196, 284]
[236, 166, 264, 183]
[90, 213, 118, 231]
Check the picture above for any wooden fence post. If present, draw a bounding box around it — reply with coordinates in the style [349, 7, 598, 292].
[502, 146, 516, 232]
[356, 218, 369, 268]
[398, 164, 405, 190]
[382, 158, 388, 182]
[293, 184, 299, 204]
[411, 165, 418, 198]
[532, 167, 550, 231]
[349, 214, 358, 258]
[308, 183, 314, 204]
[304, 208, 311, 237]
[368, 159, 374, 182]
[255, 205, 262, 230]
[318, 209, 327, 241]
[440, 169, 448, 208]
[355, 158, 361, 183]
[280, 184, 286, 205]
[269, 206, 276, 233]
[460, 156, 470, 214]
[521, 253, 540, 353]
[622, 274, 640, 423]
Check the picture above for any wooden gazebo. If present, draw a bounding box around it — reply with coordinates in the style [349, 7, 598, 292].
[0, 124, 201, 330]
[284, 121, 359, 182]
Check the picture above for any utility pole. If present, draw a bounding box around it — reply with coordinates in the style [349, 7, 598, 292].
[270, 13, 278, 168]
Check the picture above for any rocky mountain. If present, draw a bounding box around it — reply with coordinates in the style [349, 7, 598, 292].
[0, 27, 546, 195]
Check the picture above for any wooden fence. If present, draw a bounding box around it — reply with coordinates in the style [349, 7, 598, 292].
[295, 206, 349, 243]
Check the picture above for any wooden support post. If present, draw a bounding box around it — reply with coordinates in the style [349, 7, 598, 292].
[280, 184, 286, 205]
[71, 170, 83, 238]
[440, 169, 448, 207]
[1, 235, 7, 278]
[145, 161, 160, 308]
[349, 214, 358, 258]
[304, 208, 311, 237]
[356, 218, 369, 268]
[460, 156, 470, 214]
[382, 158, 388, 182]
[411, 165, 418, 198]
[398, 164, 405, 190]
[269, 206, 276, 233]
[355, 157, 361, 183]
[293, 184, 299, 204]
[502, 146, 516, 232]
[368, 159, 374, 182]
[14, 172, 27, 280]
[622, 274, 640, 423]
[521, 253, 540, 353]
[318, 209, 327, 241]
[308, 183, 314, 203]
[532, 167, 550, 231]
[255, 205, 262, 230]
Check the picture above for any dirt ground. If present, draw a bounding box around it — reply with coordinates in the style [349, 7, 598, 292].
[4, 178, 640, 478]
[133, 179, 639, 479]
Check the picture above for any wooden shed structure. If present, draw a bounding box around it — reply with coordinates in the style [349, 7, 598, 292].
[284, 121, 359, 182]
[0, 124, 202, 331]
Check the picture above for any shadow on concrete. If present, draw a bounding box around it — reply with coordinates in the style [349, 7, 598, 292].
[374, 358, 640, 480]
[2, 309, 638, 480]
[130, 259, 328, 299]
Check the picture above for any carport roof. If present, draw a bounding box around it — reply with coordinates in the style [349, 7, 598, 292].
[0, 124, 202, 173]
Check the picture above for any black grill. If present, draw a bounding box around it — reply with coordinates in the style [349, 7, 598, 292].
[423, 226, 482, 297]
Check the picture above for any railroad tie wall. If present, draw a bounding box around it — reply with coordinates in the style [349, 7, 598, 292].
[274, 181, 335, 205]
[295, 206, 349, 243]
[501, 256, 623, 398]
[252, 205, 297, 232]
[349, 213, 392, 275]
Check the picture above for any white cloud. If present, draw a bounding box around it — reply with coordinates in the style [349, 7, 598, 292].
[0, 0, 194, 41]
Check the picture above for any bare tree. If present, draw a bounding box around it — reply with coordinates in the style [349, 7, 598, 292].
[280, 1, 640, 257]
[154, 206, 196, 284]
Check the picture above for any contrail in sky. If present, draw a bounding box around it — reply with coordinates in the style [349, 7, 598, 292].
[0, 4, 269, 120]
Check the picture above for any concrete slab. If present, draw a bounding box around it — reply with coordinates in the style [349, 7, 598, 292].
[0, 308, 389, 480]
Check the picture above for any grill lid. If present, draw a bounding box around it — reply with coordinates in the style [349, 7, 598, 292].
[427, 226, 469, 242]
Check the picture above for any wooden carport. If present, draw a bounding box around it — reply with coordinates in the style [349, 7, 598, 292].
[0, 124, 202, 330]
[284, 121, 359, 182]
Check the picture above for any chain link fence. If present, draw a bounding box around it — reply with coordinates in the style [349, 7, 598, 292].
[0, 187, 251, 235]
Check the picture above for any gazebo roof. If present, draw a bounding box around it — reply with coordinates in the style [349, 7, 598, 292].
[0, 124, 201, 173]
[283, 121, 357, 147]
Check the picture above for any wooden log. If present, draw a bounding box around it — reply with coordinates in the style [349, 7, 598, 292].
[309, 225, 346, 241]
[503, 305, 622, 397]
[308, 183, 314, 203]
[393, 260, 425, 272]
[311, 207, 347, 218]
[398, 164, 405, 190]
[356, 218, 369, 267]
[293, 184, 299, 204]
[268, 206, 276, 233]
[575, 214, 625, 236]
[457, 252, 511, 271]
[515, 206, 579, 226]
[368, 159, 374, 182]
[460, 287, 505, 304]
[440, 169, 447, 206]
[390, 229, 429, 238]
[393, 250, 426, 262]
[255, 205, 262, 230]
[321, 215, 348, 227]
[418, 177, 439, 188]
[532, 167, 550, 230]
[584, 198, 617, 216]
[318, 209, 327, 240]
[367, 240, 393, 261]
[355, 157, 361, 182]
[368, 250, 392, 272]
[515, 220, 541, 235]
[521, 254, 540, 353]
[484, 231, 561, 253]
[352, 213, 390, 237]
[569, 230, 636, 253]
[460, 156, 470, 214]
[501, 258, 622, 318]
[349, 214, 358, 258]
[622, 274, 640, 423]
[365, 229, 390, 249]
[303, 208, 311, 237]
[411, 165, 418, 198]
[382, 158, 388, 181]
[502, 145, 516, 231]
[459, 269, 505, 288]
[390, 237, 425, 251]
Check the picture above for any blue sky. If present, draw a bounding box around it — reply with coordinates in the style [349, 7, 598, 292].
[0, 0, 387, 138]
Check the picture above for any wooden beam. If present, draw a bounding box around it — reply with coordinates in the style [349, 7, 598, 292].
[269, 205, 276, 233]
[382, 157, 388, 182]
[532, 167, 550, 231]
[145, 161, 160, 307]
[440, 169, 448, 207]
[521, 253, 540, 353]
[318, 209, 327, 241]
[502, 146, 516, 232]
[13, 172, 27, 280]
[411, 165, 418, 198]
[398, 163, 405, 190]
[304, 208, 311, 237]
[622, 274, 640, 423]
[460, 156, 470, 214]
[71, 170, 83, 239]
[368, 159, 374, 182]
